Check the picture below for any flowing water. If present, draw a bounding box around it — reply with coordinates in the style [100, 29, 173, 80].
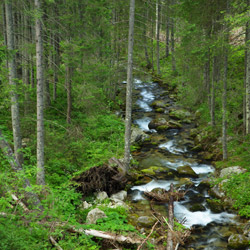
[129, 79, 245, 249]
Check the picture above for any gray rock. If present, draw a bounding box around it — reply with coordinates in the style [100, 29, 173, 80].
[86, 208, 107, 224]
[220, 166, 247, 178]
[131, 127, 149, 144]
[96, 191, 108, 201]
[228, 234, 249, 249]
[148, 118, 167, 130]
[110, 190, 127, 201]
[82, 201, 92, 209]
[137, 216, 156, 228]
[108, 198, 129, 209]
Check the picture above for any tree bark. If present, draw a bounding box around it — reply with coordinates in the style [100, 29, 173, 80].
[5, 0, 23, 166]
[170, 0, 176, 73]
[222, 49, 228, 160]
[66, 65, 72, 124]
[167, 183, 174, 250]
[156, 0, 161, 75]
[124, 0, 135, 172]
[211, 55, 218, 127]
[246, 5, 250, 134]
[35, 0, 45, 186]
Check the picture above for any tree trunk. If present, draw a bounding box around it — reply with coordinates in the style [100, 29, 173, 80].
[222, 49, 228, 160]
[166, 14, 170, 58]
[211, 55, 218, 127]
[124, 0, 135, 172]
[166, 183, 174, 250]
[246, 9, 250, 134]
[170, 0, 176, 73]
[156, 0, 161, 75]
[35, 0, 45, 186]
[5, 0, 23, 166]
[66, 65, 72, 124]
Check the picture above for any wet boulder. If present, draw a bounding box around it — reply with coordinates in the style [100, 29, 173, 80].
[148, 118, 167, 130]
[177, 165, 198, 178]
[150, 100, 167, 109]
[131, 127, 149, 144]
[206, 199, 224, 213]
[228, 234, 249, 249]
[189, 203, 206, 212]
[141, 166, 172, 177]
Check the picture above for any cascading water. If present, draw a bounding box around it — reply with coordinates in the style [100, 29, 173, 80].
[130, 79, 245, 249]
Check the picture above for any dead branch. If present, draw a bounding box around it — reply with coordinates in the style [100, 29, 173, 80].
[11, 193, 29, 212]
[49, 236, 63, 250]
[137, 220, 159, 250]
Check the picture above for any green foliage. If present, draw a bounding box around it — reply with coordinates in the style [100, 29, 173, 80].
[0, 216, 50, 250]
[223, 172, 250, 217]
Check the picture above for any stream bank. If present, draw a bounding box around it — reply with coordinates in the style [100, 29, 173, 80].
[127, 77, 250, 249]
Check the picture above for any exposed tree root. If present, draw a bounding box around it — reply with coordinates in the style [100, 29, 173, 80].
[72, 161, 127, 196]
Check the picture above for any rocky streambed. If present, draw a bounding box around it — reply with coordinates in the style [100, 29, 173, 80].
[127, 78, 250, 249]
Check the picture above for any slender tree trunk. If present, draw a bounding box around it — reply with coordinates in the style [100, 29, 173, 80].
[170, 0, 176, 73]
[66, 65, 72, 124]
[166, 183, 174, 250]
[211, 55, 218, 127]
[222, 48, 228, 160]
[151, 15, 154, 72]
[143, 6, 151, 69]
[166, 15, 170, 58]
[35, 0, 45, 186]
[156, 0, 161, 75]
[124, 0, 135, 172]
[53, 33, 60, 101]
[246, 10, 250, 134]
[5, 0, 23, 165]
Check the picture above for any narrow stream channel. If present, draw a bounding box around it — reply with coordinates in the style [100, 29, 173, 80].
[129, 79, 245, 249]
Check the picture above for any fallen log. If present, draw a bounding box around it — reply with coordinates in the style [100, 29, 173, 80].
[69, 227, 142, 245]
[0, 129, 43, 210]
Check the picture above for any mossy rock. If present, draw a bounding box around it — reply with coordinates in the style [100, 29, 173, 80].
[206, 199, 224, 213]
[177, 165, 198, 178]
[150, 100, 166, 108]
[137, 216, 156, 228]
[175, 178, 194, 188]
[155, 108, 165, 113]
[191, 144, 203, 152]
[189, 203, 206, 212]
[168, 120, 183, 128]
[169, 109, 192, 121]
[228, 234, 249, 249]
[148, 117, 167, 130]
[156, 125, 170, 131]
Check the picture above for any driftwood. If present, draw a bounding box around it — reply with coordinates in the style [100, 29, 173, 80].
[0, 130, 43, 210]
